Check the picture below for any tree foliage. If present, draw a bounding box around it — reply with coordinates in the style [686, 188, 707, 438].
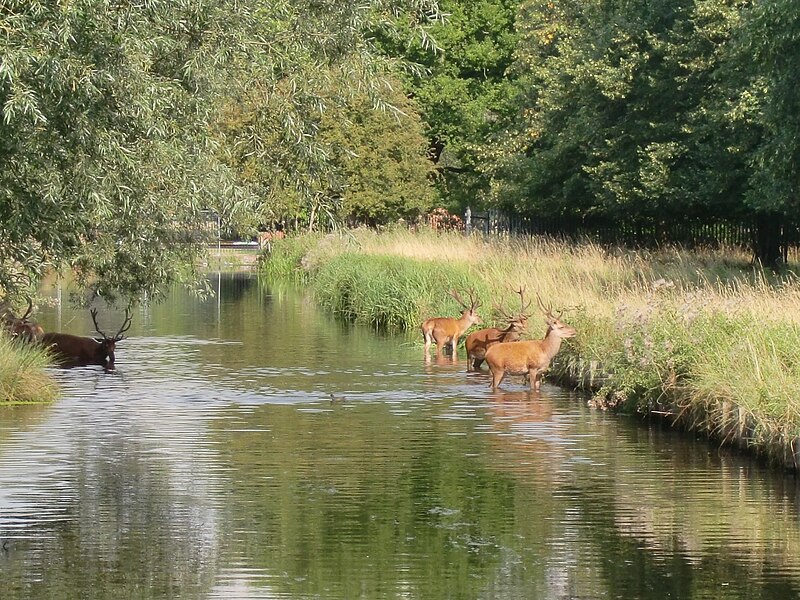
[319, 82, 435, 227]
[4, 0, 800, 301]
[485, 0, 800, 264]
[0, 0, 441, 303]
[384, 0, 521, 209]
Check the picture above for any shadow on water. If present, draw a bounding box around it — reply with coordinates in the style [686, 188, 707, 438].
[1, 271, 800, 598]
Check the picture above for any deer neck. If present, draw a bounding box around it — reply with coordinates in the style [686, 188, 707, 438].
[500, 324, 519, 342]
[456, 314, 474, 333]
[541, 327, 564, 360]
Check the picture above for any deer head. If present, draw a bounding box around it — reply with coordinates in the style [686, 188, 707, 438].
[495, 286, 532, 332]
[89, 306, 133, 369]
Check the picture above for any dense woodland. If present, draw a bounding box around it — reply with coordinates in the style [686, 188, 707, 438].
[1, 0, 798, 302]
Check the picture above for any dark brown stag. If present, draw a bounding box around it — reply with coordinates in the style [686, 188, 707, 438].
[465, 287, 531, 372]
[1, 297, 44, 341]
[41, 307, 132, 370]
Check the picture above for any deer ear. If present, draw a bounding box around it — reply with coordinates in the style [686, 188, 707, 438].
[94, 337, 104, 343]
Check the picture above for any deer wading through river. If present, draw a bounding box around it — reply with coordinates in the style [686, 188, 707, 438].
[421, 289, 482, 360]
[465, 287, 531, 372]
[485, 295, 576, 390]
[41, 307, 133, 371]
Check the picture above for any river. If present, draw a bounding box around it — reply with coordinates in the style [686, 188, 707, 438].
[1, 271, 799, 599]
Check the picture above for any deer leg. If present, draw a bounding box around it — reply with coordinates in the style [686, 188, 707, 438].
[473, 358, 484, 370]
[528, 368, 538, 390]
[422, 329, 433, 356]
[450, 338, 458, 359]
[490, 368, 506, 389]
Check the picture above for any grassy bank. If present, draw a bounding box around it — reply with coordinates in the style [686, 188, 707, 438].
[0, 335, 59, 405]
[260, 228, 800, 468]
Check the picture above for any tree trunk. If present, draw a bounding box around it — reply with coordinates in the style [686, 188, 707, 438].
[753, 212, 785, 267]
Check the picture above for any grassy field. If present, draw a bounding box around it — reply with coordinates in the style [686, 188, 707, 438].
[260, 227, 800, 468]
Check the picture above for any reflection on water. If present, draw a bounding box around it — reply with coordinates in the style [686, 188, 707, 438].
[1, 273, 800, 598]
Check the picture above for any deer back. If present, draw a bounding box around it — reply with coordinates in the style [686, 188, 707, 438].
[485, 338, 551, 374]
[465, 322, 524, 360]
[40, 332, 115, 367]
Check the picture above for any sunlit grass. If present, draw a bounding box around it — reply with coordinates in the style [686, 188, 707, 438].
[0, 335, 59, 405]
[261, 227, 800, 465]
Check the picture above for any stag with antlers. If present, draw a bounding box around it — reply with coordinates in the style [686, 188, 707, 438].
[40, 306, 133, 371]
[465, 287, 532, 372]
[1, 297, 44, 341]
[485, 294, 576, 390]
[421, 288, 483, 360]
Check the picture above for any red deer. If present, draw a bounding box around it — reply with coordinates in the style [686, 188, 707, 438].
[2, 298, 44, 341]
[485, 295, 576, 390]
[421, 289, 483, 359]
[465, 287, 531, 372]
[41, 307, 132, 371]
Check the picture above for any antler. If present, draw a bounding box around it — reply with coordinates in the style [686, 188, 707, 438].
[450, 287, 482, 311]
[536, 293, 556, 320]
[515, 286, 532, 317]
[91, 306, 133, 340]
[114, 307, 133, 340]
[495, 286, 532, 322]
[20, 297, 33, 321]
[467, 288, 481, 310]
[90, 307, 107, 338]
[493, 299, 515, 321]
[448, 289, 468, 309]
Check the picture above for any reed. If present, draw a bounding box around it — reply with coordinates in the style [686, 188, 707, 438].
[0, 335, 59, 405]
[258, 232, 326, 281]
[312, 253, 490, 331]
[261, 227, 800, 466]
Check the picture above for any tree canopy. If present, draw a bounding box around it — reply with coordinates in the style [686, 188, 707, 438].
[2, 0, 800, 304]
[381, 0, 521, 209]
[482, 0, 800, 264]
[0, 0, 441, 303]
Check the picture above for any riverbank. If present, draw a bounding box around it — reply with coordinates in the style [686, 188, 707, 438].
[0, 335, 59, 405]
[260, 228, 800, 469]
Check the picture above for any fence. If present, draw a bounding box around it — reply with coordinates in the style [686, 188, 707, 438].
[465, 209, 800, 256]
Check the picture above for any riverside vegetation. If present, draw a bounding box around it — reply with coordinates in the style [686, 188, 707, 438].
[261, 227, 800, 469]
[0, 334, 59, 405]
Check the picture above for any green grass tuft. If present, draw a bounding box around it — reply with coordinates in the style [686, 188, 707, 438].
[0, 335, 59, 405]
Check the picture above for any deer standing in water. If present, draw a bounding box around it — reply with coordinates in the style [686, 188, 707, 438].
[421, 289, 482, 360]
[41, 307, 132, 371]
[485, 295, 576, 390]
[465, 287, 531, 372]
[1, 297, 44, 341]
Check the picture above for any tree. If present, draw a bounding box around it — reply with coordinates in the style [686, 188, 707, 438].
[319, 81, 435, 227]
[485, 0, 787, 258]
[733, 0, 800, 264]
[382, 0, 521, 210]
[0, 0, 441, 304]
